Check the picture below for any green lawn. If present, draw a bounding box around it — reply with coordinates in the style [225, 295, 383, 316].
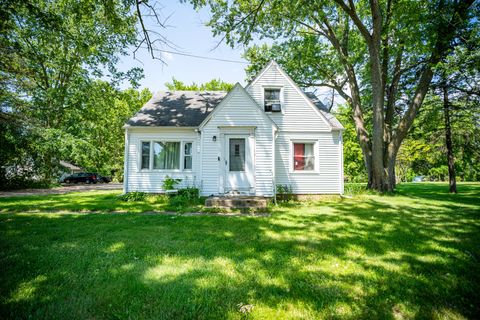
[0, 190, 203, 214]
[0, 183, 479, 319]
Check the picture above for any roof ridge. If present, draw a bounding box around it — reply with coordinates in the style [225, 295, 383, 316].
[156, 90, 229, 94]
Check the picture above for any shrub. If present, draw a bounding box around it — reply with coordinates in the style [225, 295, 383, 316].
[276, 184, 293, 202]
[162, 176, 181, 190]
[165, 188, 202, 212]
[119, 191, 147, 202]
[177, 187, 200, 200]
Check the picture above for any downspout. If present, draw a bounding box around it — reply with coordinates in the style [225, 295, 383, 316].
[272, 127, 278, 204]
[195, 128, 202, 193]
[339, 130, 344, 194]
[123, 127, 129, 194]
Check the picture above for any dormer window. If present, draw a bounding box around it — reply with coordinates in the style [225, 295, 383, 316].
[264, 88, 282, 112]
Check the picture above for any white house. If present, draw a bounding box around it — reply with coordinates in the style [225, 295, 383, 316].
[123, 61, 344, 196]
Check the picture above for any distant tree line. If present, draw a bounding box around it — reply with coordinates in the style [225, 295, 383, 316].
[165, 78, 234, 91]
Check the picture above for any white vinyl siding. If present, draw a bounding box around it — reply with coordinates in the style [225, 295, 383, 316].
[200, 86, 275, 196]
[247, 63, 331, 132]
[124, 62, 343, 196]
[275, 131, 342, 194]
[125, 128, 199, 193]
[247, 62, 343, 194]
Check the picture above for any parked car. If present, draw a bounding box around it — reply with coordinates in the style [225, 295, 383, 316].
[96, 174, 111, 183]
[64, 172, 98, 184]
[412, 175, 425, 183]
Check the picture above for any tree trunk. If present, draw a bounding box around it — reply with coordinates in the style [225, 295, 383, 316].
[443, 85, 457, 193]
[368, 2, 387, 192]
[369, 46, 387, 192]
[386, 144, 399, 192]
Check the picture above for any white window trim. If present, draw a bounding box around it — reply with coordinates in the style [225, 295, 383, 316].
[182, 141, 194, 171]
[138, 140, 194, 172]
[139, 140, 152, 171]
[289, 139, 319, 173]
[262, 86, 284, 114]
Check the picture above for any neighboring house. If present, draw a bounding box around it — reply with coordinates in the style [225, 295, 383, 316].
[59, 161, 83, 174]
[123, 61, 344, 196]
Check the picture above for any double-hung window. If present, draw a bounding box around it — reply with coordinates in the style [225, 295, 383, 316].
[183, 142, 192, 170]
[264, 88, 282, 112]
[293, 142, 315, 171]
[141, 142, 150, 169]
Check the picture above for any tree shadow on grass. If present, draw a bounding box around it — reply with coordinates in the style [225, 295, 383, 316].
[0, 185, 479, 319]
[0, 191, 169, 214]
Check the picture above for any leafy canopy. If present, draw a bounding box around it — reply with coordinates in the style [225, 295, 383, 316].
[165, 78, 234, 91]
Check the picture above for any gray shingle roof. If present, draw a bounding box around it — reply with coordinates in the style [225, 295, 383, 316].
[126, 89, 343, 130]
[304, 92, 344, 130]
[126, 91, 227, 127]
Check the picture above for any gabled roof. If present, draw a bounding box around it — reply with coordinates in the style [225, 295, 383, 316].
[125, 61, 343, 130]
[198, 83, 278, 130]
[246, 60, 344, 131]
[125, 91, 227, 127]
[304, 92, 344, 130]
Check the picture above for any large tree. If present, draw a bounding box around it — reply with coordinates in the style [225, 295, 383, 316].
[190, 0, 478, 191]
[0, 0, 164, 186]
[428, 41, 480, 192]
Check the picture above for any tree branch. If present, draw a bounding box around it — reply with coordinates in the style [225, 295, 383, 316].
[332, 0, 371, 41]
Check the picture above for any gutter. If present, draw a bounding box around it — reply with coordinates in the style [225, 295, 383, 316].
[272, 127, 278, 203]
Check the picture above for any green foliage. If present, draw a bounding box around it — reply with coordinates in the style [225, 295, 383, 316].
[118, 188, 202, 212]
[177, 187, 200, 201]
[398, 50, 480, 183]
[165, 77, 234, 91]
[0, 0, 149, 187]
[343, 183, 369, 196]
[334, 104, 368, 183]
[276, 184, 293, 202]
[165, 188, 203, 213]
[162, 176, 182, 191]
[428, 166, 449, 181]
[119, 191, 148, 202]
[189, 0, 478, 191]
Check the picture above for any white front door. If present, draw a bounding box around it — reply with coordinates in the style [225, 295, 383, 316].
[224, 135, 252, 194]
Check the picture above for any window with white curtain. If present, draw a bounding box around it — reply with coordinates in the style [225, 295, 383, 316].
[141, 141, 195, 171]
[152, 141, 180, 170]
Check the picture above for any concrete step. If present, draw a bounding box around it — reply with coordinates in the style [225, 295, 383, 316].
[205, 196, 269, 208]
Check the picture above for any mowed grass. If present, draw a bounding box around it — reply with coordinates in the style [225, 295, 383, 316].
[0, 190, 177, 213]
[0, 183, 479, 319]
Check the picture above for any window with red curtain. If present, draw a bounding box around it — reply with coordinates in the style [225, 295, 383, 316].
[293, 143, 315, 171]
[294, 143, 305, 170]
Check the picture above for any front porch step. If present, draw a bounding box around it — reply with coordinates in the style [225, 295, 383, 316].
[205, 196, 269, 209]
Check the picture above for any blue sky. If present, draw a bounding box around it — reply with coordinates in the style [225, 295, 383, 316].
[118, 1, 251, 92]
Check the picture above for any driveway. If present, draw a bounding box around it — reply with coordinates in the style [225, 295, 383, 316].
[0, 183, 123, 198]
